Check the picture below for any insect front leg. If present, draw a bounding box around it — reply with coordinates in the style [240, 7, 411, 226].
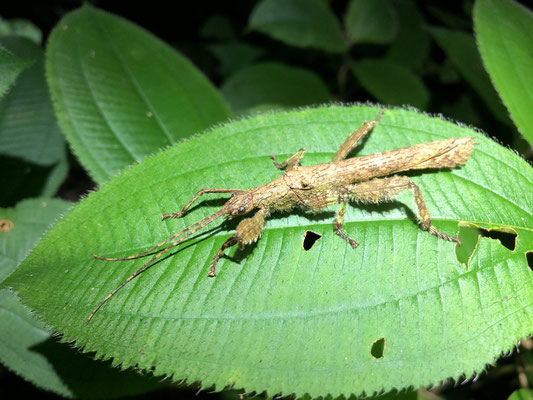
[162, 188, 245, 220]
[344, 175, 461, 244]
[334, 199, 359, 248]
[271, 147, 306, 171]
[209, 208, 269, 276]
[332, 109, 385, 161]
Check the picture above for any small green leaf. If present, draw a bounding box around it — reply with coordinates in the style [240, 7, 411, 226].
[0, 198, 162, 398]
[0, 44, 30, 97]
[0, 37, 65, 166]
[248, 0, 346, 52]
[351, 59, 429, 109]
[5, 105, 532, 397]
[344, 0, 399, 45]
[209, 42, 264, 77]
[0, 17, 42, 44]
[46, 5, 231, 184]
[385, 0, 429, 69]
[508, 388, 533, 400]
[429, 27, 511, 125]
[221, 62, 330, 114]
[474, 0, 533, 146]
[200, 15, 236, 41]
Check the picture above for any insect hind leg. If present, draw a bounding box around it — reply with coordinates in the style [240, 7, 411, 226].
[344, 176, 460, 244]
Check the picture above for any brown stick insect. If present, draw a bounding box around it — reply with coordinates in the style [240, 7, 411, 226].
[88, 109, 475, 322]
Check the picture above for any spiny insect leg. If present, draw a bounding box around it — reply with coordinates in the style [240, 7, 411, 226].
[334, 199, 359, 248]
[162, 188, 244, 220]
[271, 147, 306, 171]
[209, 209, 268, 276]
[346, 176, 461, 245]
[332, 108, 385, 162]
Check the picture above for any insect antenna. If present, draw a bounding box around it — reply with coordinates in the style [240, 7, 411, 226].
[92, 208, 229, 261]
[87, 208, 227, 323]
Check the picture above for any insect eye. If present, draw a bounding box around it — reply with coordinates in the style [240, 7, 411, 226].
[238, 206, 246, 213]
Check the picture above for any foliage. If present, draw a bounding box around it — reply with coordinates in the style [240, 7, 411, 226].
[1, 1, 532, 399]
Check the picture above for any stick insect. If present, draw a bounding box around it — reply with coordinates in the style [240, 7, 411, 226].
[89, 109, 474, 322]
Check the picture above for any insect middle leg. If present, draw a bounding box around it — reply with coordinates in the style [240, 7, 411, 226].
[332, 109, 385, 162]
[209, 208, 268, 276]
[342, 175, 461, 244]
[162, 188, 245, 220]
[271, 147, 306, 171]
[334, 199, 359, 248]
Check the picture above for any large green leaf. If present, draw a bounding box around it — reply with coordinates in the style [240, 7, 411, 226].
[0, 198, 162, 398]
[4, 105, 533, 397]
[474, 0, 533, 146]
[46, 5, 231, 184]
[221, 62, 330, 115]
[248, 0, 346, 53]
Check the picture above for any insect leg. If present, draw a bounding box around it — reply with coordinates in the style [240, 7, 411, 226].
[209, 208, 268, 276]
[334, 199, 359, 248]
[162, 188, 245, 220]
[271, 147, 306, 171]
[332, 109, 385, 161]
[345, 176, 461, 244]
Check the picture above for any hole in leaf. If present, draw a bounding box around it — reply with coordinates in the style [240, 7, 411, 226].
[456, 225, 517, 268]
[370, 337, 385, 359]
[478, 228, 516, 251]
[527, 252, 533, 271]
[302, 230, 322, 251]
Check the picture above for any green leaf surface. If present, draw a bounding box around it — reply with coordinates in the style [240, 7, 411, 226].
[508, 388, 533, 400]
[4, 105, 533, 397]
[200, 15, 236, 42]
[0, 198, 71, 281]
[0, 44, 30, 97]
[351, 59, 429, 109]
[344, 0, 398, 45]
[0, 17, 42, 44]
[0, 289, 164, 398]
[46, 5, 231, 184]
[0, 37, 65, 166]
[0, 198, 162, 398]
[209, 42, 264, 78]
[221, 62, 330, 115]
[385, 0, 429, 69]
[0, 37, 67, 205]
[248, 0, 346, 53]
[429, 27, 511, 125]
[474, 0, 533, 146]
